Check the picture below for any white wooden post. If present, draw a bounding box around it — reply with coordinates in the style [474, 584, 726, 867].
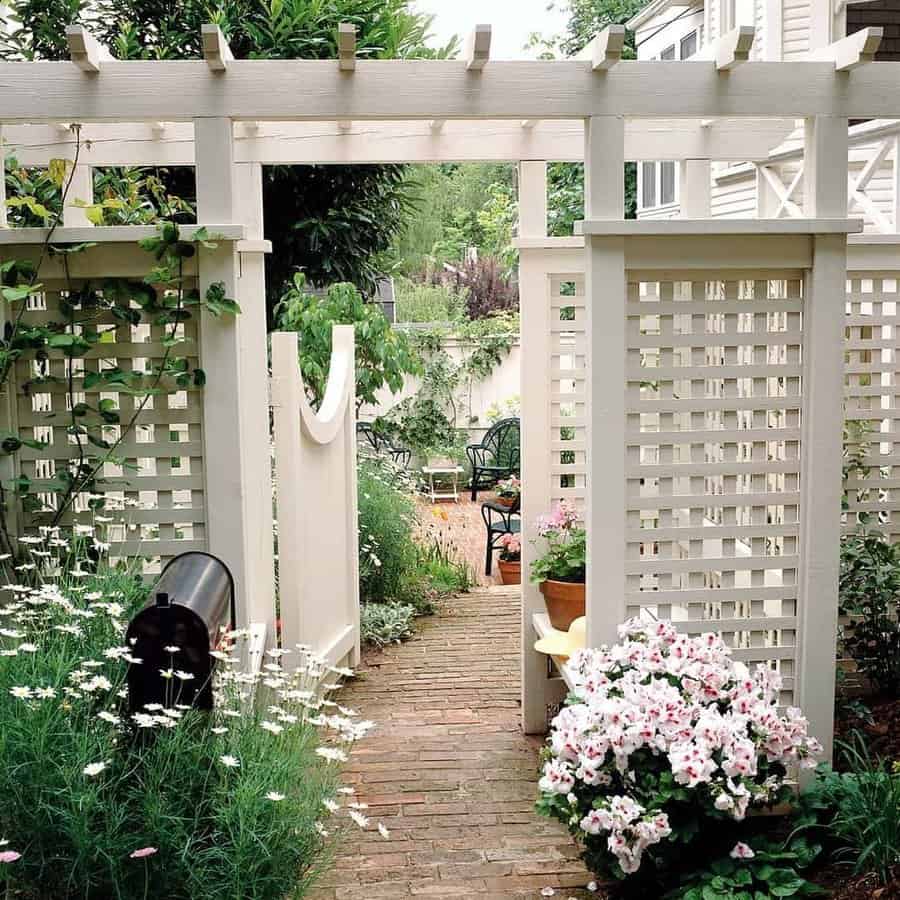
[518, 160, 547, 238]
[679, 159, 711, 218]
[892, 135, 900, 232]
[797, 115, 848, 762]
[0, 125, 6, 228]
[194, 117, 275, 632]
[63, 163, 93, 227]
[585, 116, 627, 649]
[518, 159, 555, 733]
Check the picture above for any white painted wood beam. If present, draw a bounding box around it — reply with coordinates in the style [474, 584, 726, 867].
[201, 24, 233, 73]
[338, 23, 356, 72]
[65, 25, 110, 74]
[150, 121, 165, 138]
[3, 59, 900, 120]
[1, 119, 796, 166]
[465, 24, 491, 71]
[0, 125, 6, 228]
[337, 120, 352, 132]
[806, 27, 882, 71]
[591, 24, 626, 71]
[520, 119, 536, 129]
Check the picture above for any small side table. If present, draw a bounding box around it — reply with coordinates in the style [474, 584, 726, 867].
[422, 465, 464, 503]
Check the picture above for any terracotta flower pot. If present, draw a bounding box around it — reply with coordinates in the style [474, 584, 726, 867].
[497, 558, 521, 585]
[494, 494, 517, 508]
[539, 579, 586, 630]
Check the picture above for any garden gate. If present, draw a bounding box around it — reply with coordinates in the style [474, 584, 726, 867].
[1, 21, 899, 751]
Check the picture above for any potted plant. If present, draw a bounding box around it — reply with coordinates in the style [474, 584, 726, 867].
[497, 533, 521, 585]
[530, 501, 585, 629]
[494, 475, 521, 509]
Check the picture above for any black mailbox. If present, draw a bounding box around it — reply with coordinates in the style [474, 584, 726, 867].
[126, 552, 235, 714]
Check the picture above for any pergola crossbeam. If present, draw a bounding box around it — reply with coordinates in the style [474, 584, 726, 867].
[701, 25, 756, 71]
[201, 24, 233, 73]
[4, 59, 899, 120]
[65, 25, 110, 74]
[338, 23, 357, 72]
[465, 24, 492, 71]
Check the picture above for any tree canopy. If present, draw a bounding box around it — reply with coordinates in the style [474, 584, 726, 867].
[0, 0, 458, 323]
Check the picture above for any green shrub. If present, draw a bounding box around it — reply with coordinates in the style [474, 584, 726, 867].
[357, 457, 425, 608]
[0, 547, 365, 900]
[416, 514, 474, 594]
[361, 602, 417, 647]
[804, 734, 900, 885]
[839, 531, 900, 695]
[395, 278, 467, 323]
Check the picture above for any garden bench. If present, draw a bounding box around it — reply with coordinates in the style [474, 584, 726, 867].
[482, 493, 521, 576]
[466, 417, 520, 501]
[356, 422, 411, 467]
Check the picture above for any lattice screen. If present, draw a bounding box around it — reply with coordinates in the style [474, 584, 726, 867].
[843, 272, 900, 542]
[13, 278, 208, 575]
[549, 274, 587, 513]
[625, 271, 803, 706]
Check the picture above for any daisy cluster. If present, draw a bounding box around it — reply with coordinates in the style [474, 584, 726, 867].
[538, 618, 822, 878]
[0, 525, 383, 848]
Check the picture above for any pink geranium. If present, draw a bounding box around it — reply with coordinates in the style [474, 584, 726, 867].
[498, 533, 521, 561]
[129, 847, 158, 859]
[0, 851, 21, 864]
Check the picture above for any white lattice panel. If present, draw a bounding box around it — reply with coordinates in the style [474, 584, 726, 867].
[549, 274, 587, 513]
[843, 272, 900, 542]
[625, 271, 804, 705]
[13, 280, 207, 574]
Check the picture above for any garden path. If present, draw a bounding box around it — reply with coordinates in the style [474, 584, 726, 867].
[310, 587, 596, 899]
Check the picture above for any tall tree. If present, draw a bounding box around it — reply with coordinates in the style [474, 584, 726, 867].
[0, 0, 457, 322]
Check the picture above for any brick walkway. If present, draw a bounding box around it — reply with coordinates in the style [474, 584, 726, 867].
[310, 588, 595, 900]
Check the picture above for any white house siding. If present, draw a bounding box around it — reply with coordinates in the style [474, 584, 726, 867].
[753, 0, 767, 57]
[782, 0, 812, 57]
[711, 174, 758, 217]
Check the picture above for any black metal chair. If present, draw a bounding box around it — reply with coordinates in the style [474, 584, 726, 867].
[482, 493, 521, 576]
[356, 422, 411, 467]
[466, 417, 520, 501]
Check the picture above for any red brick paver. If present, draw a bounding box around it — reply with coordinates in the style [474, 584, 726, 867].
[310, 588, 595, 900]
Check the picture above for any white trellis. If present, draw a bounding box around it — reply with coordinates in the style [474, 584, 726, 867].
[0, 21, 896, 750]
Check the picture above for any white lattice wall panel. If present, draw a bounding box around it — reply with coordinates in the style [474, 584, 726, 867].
[549, 274, 587, 513]
[14, 280, 207, 574]
[626, 271, 804, 705]
[843, 272, 900, 542]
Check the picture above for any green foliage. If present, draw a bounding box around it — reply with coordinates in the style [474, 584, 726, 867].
[416, 518, 474, 594]
[1, 0, 458, 313]
[356, 457, 425, 608]
[277, 273, 420, 411]
[3, 154, 64, 226]
[379, 313, 517, 459]
[388, 164, 516, 274]
[394, 277, 468, 323]
[665, 835, 825, 899]
[803, 735, 900, 885]
[0, 559, 342, 900]
[547, 161, 637, 234]
[839, 530, 900, 695]
[360, 601, 416, 646]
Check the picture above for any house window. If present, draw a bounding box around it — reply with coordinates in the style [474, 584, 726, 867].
[660, 162, 676, 205]
[680, 30, 697, 59]
[641, 162, 657, 208]
[660, 44, 676, 59]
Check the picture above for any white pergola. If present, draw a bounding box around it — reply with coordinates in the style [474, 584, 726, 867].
[1, 21, 894, 755]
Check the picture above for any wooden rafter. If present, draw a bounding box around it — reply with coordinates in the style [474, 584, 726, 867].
[65, 25, 110, 74]
[201, 24, 233, 73]
[465, 25, 491, 71]
[337, 23, 356, 72]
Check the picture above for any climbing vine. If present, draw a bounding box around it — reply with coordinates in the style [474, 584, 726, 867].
[378, 312, 518, 460]
[0, 132, 239, 571]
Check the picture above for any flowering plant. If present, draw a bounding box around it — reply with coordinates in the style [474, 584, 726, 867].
[0, 528, 381, 899]
[495, 475, 521, 501]
[529, 501, 585, 584]
[536, 618, 822, 890]
[498, 533, 521, 562]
